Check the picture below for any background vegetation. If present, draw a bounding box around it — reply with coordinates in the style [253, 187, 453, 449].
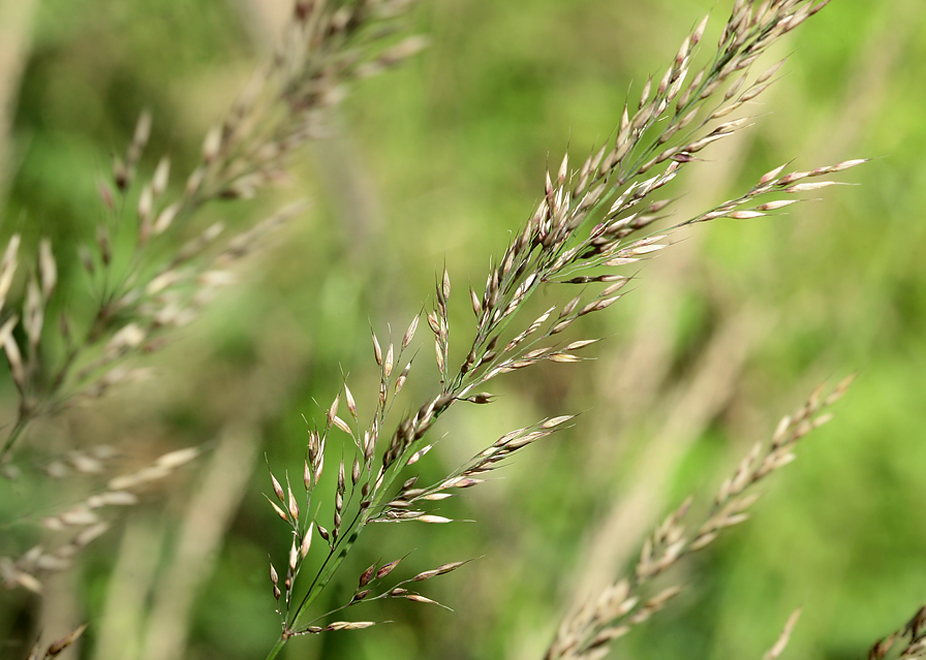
[1, 0, 925, 659]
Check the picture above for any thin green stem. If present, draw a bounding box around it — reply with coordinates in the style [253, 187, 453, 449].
[264, 635, 287, 660]
[0, 411, 32, 463]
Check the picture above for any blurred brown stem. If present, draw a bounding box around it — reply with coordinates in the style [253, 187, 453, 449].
[0, 0, 38, 201]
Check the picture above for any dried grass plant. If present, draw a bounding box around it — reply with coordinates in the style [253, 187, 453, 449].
[1, 0, 924, 658]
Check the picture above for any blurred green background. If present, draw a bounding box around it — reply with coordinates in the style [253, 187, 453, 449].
[1, 0, 925, 659]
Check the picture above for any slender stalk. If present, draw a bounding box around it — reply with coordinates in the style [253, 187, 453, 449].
[0, 411, 32, 463]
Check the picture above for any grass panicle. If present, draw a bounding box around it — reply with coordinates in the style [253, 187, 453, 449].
[259, 1, 871, 658]
[0, 0, 425, 464]
[2, 0, 923, 659]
